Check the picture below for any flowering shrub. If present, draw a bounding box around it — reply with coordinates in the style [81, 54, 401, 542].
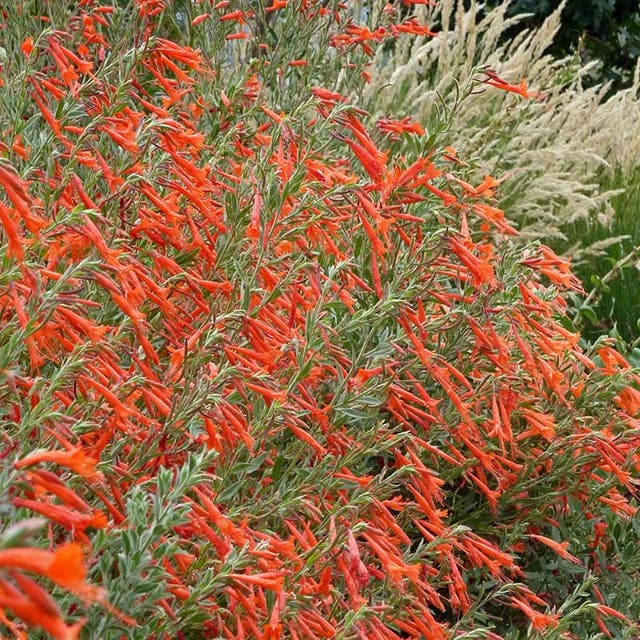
[0, 1, 639, 639]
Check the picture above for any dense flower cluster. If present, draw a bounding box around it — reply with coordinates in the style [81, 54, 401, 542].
[0, 1, 639, 638]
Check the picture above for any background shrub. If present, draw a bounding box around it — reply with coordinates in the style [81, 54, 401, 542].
[486, 0, 640, 89]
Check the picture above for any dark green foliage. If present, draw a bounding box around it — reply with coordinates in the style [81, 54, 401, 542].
[486, 0, 640, 89]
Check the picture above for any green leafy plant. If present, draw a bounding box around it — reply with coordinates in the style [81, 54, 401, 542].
[0, 1, 639, 639]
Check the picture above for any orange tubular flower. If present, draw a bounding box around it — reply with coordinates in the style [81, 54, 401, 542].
[391, 20, 436, 36]
[522, 245, 583, 291]
[11, 498, 108, 538]
[614, 385, 640, 415]
[14, 448, 101, 480]
[529, 534, 582, 565]
[265, 0, 287, 11]
[20, 37, 34, 57]
[377, 116, 425, 138]
[0, 576, 85, 640]
[517, 409, 556, 443]
[509, 596, 560, 631]
[0, 164, 47, 234]
[191, 13, 210, 26]
[227, 572, 286, 593]
[0, 544, 101, 603]
[482, 69, 533, 99]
